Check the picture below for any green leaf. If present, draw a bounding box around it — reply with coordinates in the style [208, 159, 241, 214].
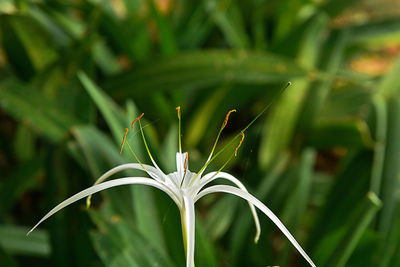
[105, 50, 306, 98]
[78, 71, 128, 143]
[369, 95, 387, 195]
[194, 218, 218, 267]
[321, 0, 362, 17]
[274, 0, 305, 42]
[13, 123, 35, 161]
[350, 18, 400, 44]
[306, 120, 374, 149]
[0, 14, 58, 80]
[309, 150, 373, 253]
[279, 149, 315, 265]
[0, 225, 50, 257]
[375, 55, 400, 241]
[147, 0, 177, 55]
[258, 15, 327, 169]
[0, 245, 18, 267]
[131, 186, 168, 257]
[206, 0, 250, 49]
[0, 158, 42, 216]
[0, 78, 80, 142]
[159, 125, 178, 173]
[323, 193, 381, 267]
[204, 195, 238, 241]
[375, 200, 400, 266]
[377, 55, 400, 99]
[90, 211, 177, 267]
[186, 86, 229, 147]
[177, 3, 214, 49]
[298, 29, 349, 130]
[229, 153, 290, 264]
[378, 96, 400, 240]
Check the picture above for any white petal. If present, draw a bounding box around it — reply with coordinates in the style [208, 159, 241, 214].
[182, 196, 195, 267]
[147, 154, 167, 180]
[196, 171, 261, 243]
[195, 185, 316, 267]
[86, 164, 170, 209]
[94, 163, 166, 184]
[28, 177, 180, 235]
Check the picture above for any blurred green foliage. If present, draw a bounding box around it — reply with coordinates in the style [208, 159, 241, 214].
[0, 0, 400, 266]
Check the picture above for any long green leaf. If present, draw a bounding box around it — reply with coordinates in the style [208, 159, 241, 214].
[258, 15, 327, 169]
[0, 14, 58, 79]
[0, 225, 50, 257]
[0, 78, 80, 142]
[105, 50, 306, 98]
[325, 193, 381, 267]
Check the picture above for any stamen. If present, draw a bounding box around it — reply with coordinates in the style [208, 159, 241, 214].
[235, 132, 245, 156]
[138, 119, 164, 172]
[89, 131, 150, 209]
[209, 109, 237, 158]
[192, 83, 291, 185]
[222, 109, 236, 130]
[176, 106, 182, 153]
[180, 152, 189, 187]
[120, 128, 129, 154]
[184, 152, 188, 173]
[190, 109, 238, 185]
[131, 113, 144, 131]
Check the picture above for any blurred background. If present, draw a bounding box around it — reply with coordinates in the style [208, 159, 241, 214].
[1, 0, 400, 266]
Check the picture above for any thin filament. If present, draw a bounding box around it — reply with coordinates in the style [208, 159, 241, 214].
[138, 119, 163, 171]
[194, 82, 291, 182]
[190, 131, 244, 187]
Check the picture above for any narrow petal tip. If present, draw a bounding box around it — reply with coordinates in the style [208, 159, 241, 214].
[26, 225, 37, 236]
[254, 230, 260, 244]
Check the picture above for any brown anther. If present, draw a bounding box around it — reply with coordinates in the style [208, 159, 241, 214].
[176, 106, 181, 119]
[120, 128, 129, 154]
[222, 109, 237, 130]
[184, 152, 188, 172]
[235, 132, 245, 156]
[131, 113, 144, 131]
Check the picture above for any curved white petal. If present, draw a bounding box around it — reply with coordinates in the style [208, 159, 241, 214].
[182, 196, 195, 267]
[86, 164, 171, 208]
[147, 154, 167, 180]
[28, 177, 181, 235]
[196, 171, 261, 243]
[195, 185, 316, 267]
[93, 163, 166, 184]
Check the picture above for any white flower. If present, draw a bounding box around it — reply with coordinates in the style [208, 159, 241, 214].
[28, 106, 316, 267]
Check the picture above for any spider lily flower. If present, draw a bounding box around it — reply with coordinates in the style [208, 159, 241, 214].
[28, 97, 316, 267]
